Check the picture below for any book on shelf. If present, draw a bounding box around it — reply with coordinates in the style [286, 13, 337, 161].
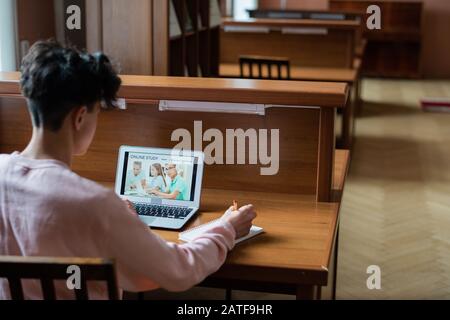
[210, 0, 222, 28]
[169, 1, 182, 38]
[185, 8, 194, 32]
[199, 13, 203, 29]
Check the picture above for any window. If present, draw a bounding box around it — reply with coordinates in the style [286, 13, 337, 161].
[0, 0, 17, 72]
[233, 0, 257, 20]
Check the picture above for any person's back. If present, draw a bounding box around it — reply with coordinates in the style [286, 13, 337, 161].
[0, 40, 256, 300]
[0, 153, 116, 299]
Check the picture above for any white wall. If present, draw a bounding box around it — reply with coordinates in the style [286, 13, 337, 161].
[0, 0, 18, 71]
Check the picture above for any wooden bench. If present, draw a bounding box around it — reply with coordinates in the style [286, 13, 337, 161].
[0, 73, 350, 300]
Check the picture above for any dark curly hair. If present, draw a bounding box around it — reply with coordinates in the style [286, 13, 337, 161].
[20, 40, 121, 131]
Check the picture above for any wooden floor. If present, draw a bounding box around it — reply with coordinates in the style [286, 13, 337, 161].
[138, 79, 450, 300]
[338, 78, 450, 300]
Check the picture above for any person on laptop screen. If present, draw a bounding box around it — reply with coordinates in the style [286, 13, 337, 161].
[145, 163, 167, 193]
[125, 161, 146, 193]
[150, 163, 188, 200]
[0, 41, 257, 300]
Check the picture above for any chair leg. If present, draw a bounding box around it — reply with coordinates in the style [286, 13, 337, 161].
[225, 289, 232, 300]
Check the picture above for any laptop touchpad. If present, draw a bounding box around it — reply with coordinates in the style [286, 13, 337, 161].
[139, 216, 157, 225]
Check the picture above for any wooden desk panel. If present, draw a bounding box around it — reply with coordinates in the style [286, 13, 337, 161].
[0, 97, 320, 195]
[221, 29, 354, 69]
[221, 18, 359, 69]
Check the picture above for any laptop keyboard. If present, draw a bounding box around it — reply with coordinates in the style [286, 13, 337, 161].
[134, 203, 193, 220]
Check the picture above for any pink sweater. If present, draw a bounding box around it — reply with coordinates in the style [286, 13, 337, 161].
[0, 153, 235, 300]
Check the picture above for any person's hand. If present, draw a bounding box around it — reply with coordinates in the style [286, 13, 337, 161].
[123, 199, 137, 216]
[222, 204, 257, 239]
[151, 189, 162, 196]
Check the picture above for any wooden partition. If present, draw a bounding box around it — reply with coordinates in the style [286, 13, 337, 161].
[221, 18, 359, 68]
[330, 0, 423, 78]
[1, 97, 320, 195]
[246, 9, 366, 58]
[0, 72, 350, 299]
[0, 73, 347, 202]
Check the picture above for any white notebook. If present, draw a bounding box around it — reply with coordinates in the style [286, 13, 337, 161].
[179, 219, 264, 245]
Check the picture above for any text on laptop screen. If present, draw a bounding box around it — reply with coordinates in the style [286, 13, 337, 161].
[120, 151, 199, 202]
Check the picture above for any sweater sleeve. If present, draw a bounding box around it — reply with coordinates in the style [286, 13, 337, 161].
[99, 192, 236, 293]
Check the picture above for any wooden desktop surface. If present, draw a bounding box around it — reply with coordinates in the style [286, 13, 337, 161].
[0, 73, 348, 109]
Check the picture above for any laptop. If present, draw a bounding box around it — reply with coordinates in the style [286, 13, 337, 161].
[115, 146, 204, 230]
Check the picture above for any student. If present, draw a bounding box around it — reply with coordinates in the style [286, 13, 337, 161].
[151, 163, 188, 201]
[0, 41, 257, 300]
[145, 163, 167, 194]
[126, 161, 147, 192]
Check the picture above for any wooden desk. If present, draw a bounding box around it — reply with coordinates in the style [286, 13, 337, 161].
[98, 150, 349, 299]
[0, 73, 350, 300]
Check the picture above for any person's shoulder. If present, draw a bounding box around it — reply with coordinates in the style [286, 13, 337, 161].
[0, 154, 14, 173]
[46, 167, 115, 202]
[0, 153, 12, 164]
[52, 169, 125, 220]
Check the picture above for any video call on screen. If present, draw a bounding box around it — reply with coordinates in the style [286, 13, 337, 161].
[120, 152, 198, 202]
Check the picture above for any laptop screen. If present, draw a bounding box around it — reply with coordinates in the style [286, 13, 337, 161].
[120, 151, 199, 202]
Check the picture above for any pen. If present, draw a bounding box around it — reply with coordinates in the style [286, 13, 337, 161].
[233, 200, 238, 211]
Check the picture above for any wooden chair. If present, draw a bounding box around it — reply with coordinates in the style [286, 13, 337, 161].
[0, 256, 119, 300]
[239, 55, 291, 80]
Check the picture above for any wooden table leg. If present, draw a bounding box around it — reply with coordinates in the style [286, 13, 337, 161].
[226, 289, 232, 300]
[355, 78, 362, 116]
[296, 285, 318, 300]
[341, 84, 354, 149]
[332, 226, 340, 300]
